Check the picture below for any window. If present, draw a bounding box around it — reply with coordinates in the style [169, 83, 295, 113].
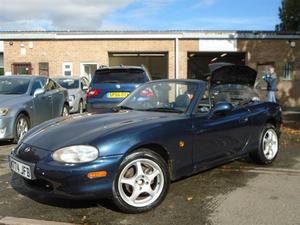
[93, 68, 146, 84]
[39, 62, 49, 76]
[30, 79, 43, 95]
[63, 62, 73, 76]
[0, 53, 3, 75]
[12, 63, 32, 75]
[282, 63, 293, 81]
[45, 79, 58, 91]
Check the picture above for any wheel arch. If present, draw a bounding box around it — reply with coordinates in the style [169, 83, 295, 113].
[125, 143, 174, 179]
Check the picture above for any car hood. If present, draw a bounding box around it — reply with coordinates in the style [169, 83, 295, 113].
[209, 63, 257, 87]
[0, 94, 31, 108]
[22, 110, 175, 151]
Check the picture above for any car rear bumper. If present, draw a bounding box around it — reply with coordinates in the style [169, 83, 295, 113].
[0, 116, 15, 140]
[87, 103, 118, 113]
[9, 154, 123, 199]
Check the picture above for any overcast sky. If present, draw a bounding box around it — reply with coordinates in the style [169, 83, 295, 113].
[0, 0, 281, 31]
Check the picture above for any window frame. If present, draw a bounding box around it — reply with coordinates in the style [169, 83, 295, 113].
[39, 62, 49, 77]
[282, 63, 293, 81]
[62, 62, 73, 77]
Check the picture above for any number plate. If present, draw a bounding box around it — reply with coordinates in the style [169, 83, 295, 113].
[10, 157, 32, 180]
[108, 92, 130, 98]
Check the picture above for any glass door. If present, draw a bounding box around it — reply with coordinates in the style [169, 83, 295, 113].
[80, 63, 98, 81]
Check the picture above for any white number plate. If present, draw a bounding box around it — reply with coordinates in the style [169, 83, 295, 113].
[10, 158, 32, 180]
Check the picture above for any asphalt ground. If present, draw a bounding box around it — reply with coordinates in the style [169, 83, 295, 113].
[0, 132, 299, 225]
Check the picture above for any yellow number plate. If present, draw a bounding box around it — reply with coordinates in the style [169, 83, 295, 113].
[108, 92, 130, 98]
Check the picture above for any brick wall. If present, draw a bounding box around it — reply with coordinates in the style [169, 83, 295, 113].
[3, 38, 300, 108]
[4, 39, 176, 78]
[238, 40, 300, 108]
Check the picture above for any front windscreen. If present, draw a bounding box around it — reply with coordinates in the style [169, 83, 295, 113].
[56, 79, 79, 89]
[0, 78, 30, 95]
[93, 69, 145, 84]
[120, 81, 199, 113]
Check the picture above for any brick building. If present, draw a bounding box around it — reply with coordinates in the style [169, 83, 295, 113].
[0, 31, 299, 108]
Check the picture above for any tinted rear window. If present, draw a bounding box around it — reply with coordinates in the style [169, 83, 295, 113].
[93, 69, 146, 84]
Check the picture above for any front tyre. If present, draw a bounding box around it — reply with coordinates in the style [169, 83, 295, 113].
[250, 124, 279, 164]
[62, 104, 70, 117]
[112, 149, 170, 213]
[13, 114, 30, 143]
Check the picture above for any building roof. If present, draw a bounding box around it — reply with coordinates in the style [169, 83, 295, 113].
[0, 30, 299, 40]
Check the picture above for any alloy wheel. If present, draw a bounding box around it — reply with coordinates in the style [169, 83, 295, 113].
[16, 117, 29, 140]
[118, 158, 165, 208]
[262, 129, 278, 160]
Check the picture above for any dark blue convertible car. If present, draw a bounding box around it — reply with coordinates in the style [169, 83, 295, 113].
[9, 63, 282, 213]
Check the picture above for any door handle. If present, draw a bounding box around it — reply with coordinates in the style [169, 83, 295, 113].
[239, 117, 249, 124]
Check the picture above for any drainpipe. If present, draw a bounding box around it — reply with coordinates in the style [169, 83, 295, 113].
[175, 37, 179, 79]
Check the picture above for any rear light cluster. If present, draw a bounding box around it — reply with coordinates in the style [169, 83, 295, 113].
[86, 88, 101, 98]
[139, 88, 154, 97]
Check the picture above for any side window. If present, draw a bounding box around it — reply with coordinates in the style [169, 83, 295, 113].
[45, 79, 58, 91]
[30, 80, 42, 95]
[196, 86, 211, 114]
[81, 78, 89, 90]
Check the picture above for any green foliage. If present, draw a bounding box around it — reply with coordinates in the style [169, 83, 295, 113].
[0, 68, 4, 76]
[276, 0, 300, 32]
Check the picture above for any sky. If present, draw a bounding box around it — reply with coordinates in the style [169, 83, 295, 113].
[0, 0, 282, 31]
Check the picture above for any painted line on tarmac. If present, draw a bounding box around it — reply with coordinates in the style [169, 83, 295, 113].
[0, 216, 76, 225]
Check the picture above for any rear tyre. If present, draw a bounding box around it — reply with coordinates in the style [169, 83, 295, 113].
[112, 149, 170, 213]
[13, 114, 30, 143]
[250, 124, 279, 164]
[62, 104, 70, 116]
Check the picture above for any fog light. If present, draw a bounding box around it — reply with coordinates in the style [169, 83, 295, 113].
[87, 171, 107, 179]
[0, 128, 6, 138]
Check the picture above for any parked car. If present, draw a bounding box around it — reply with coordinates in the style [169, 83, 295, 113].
[54, 77, 89, 113]
[86, 65, 151, 112]
[9, 64, 281, 213]
[0, 75, 69, 142]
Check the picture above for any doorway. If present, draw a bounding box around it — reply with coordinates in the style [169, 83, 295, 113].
[80, 63, 98, 81]
[109, 52, 168, 80]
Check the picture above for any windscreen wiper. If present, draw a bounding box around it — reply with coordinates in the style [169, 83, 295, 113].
[144, 107, 183, 113]
[112, 105, 134, 112]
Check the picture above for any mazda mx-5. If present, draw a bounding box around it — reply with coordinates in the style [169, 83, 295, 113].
[9, 63, 282, 213]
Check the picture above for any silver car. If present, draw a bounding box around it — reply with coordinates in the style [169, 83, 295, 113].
[54, 77, 89, 113]
[0, 75, 69, 142]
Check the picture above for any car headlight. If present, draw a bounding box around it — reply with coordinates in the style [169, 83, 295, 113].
[52, 145, 99, 163]
[68, 95, 75, 102]
[0, 108, 9, 116]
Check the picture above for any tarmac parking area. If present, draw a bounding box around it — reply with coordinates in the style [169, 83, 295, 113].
[0, 134, 300, 225]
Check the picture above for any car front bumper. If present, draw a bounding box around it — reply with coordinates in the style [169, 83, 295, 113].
[9, 154, 124, 199]
[0, 115, 15, 140]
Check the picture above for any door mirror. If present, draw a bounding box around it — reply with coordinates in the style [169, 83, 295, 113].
[33, 88, 45, 98]
[211, 102, 233, 116]
[82, 86, 88, 91]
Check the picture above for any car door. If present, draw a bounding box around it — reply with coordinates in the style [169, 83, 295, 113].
[32, 78, 53, 123]
[48, 79, 65, 118]
[192, 92, 251, 167]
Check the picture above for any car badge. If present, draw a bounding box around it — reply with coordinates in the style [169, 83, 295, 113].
[24, 147, 31, 153]
[116, 84, 121, 89]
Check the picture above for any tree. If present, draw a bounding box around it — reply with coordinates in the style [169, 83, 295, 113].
[275, 0, 300, 32]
